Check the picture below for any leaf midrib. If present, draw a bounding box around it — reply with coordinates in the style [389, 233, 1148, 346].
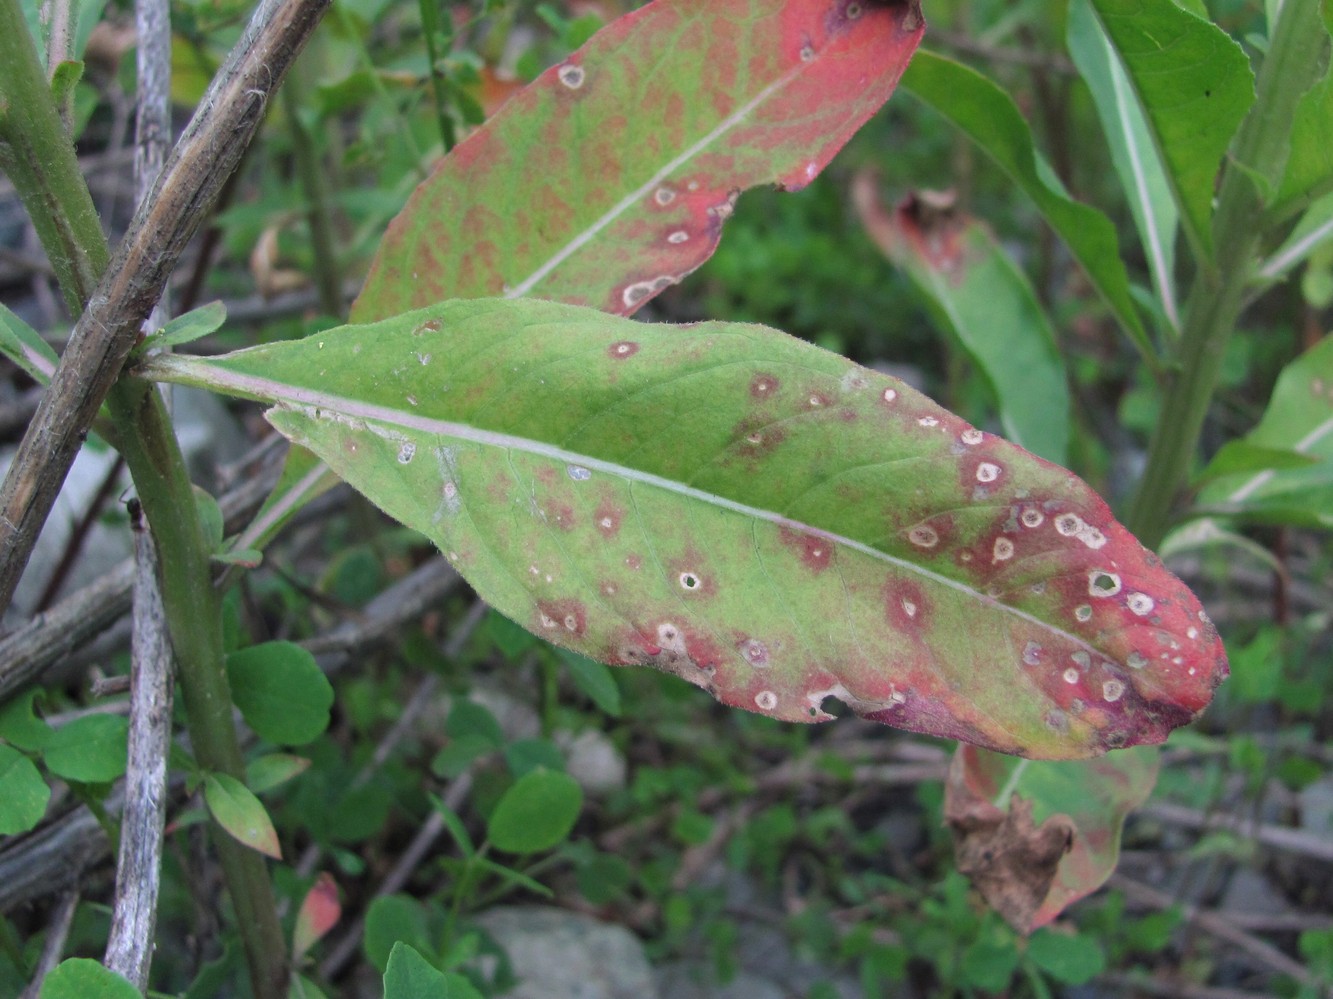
[191, 361, 1117, 664]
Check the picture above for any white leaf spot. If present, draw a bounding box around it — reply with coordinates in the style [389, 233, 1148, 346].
[918, 416, 939, 428]
[1088, 570, 1122, 597]
[654, 186, 675, 206]
[667, 230, 689, 244]
[1071, 651, 1091, 669]
[976, 462, 1001, 483]
[1126, 592, 1155, 616]
[1102, 679, 1125, 702]
[558, 63, 585, 89]
[741, 639, 769, 667]
[907, 525, 939, 548]
[678, 571, 702, 591]
[754, 690, 778, 711]
[992, 537, 1015, 562]
[1022, 641, 1042, 666]
[1020, 508, 1045, 529]
[1075, 604, 1093, 622]
[1063, 668, 1080, 684]
[397, 442, 416, 464]
[882, 387, 897, 403]
[567, 465, 592, 481]
[1126, 652, 1148, 669]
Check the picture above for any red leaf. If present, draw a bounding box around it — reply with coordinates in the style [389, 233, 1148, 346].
[293, 872, 340, 960]
[352, 0, 925, 322]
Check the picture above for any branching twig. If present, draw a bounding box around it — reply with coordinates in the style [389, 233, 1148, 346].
[19, 891, 79, 999]
[0, 0, 332, 616]
[103, 506, 174, 989]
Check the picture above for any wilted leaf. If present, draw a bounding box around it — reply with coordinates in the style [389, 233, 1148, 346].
[146, 299, 1228, 759]
[293, 872, 340, 960]
[353, 0, 925, 321]
[204, 772, 282, 858]
[900, 51, 1152, 363]
[853, 180, 1069, 464]
[1085, 0, 1253, 258]
[946, 744, 1158, 932]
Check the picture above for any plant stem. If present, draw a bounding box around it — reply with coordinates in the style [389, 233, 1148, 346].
[418, 0, 458, 153]
[0, 0, 108, 313]
[283, 69, 346, 319]
[1127, 0, 1329, 548]
[105, 377, 289, 999]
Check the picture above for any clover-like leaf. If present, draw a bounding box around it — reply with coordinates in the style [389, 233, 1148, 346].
[145, 298, 1228, 759]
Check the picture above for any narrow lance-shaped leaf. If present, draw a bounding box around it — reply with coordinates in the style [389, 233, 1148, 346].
[1193, 334, 1333, 527]
[946, 744, 1158, 932]
[144, 299, 1228, 760]
[352, 0, 925, 322]
[1270, 0, 1333, 217]
[1086, 0, 1253, 260]
[1066, 0, 1180, 330]
[899, 51, 1155, 365]
[853, 178, 1070, 464]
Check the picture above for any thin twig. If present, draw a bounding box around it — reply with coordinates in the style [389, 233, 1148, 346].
[19, 890, 79, 999]
[104, 506, 174, 989]
[0, 0, 333, 616]
[1111, 874, 1326, 993]
[319, 775, 475, 980]
[1139, 801, 1333, 864]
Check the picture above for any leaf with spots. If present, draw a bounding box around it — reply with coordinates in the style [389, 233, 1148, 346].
[351, 0, 925, 322]
[853, 177, 1070, 464]
[144, 298, 1228, 760]
[945, 743, 1158, 932]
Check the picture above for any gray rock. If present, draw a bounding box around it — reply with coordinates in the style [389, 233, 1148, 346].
[476, 906, 658, 999]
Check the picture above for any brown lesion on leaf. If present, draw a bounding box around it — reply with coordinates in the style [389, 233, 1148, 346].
[779, 527, 834, 573]
[731, 416, 787, 460]
[947, 793, 1074, 934]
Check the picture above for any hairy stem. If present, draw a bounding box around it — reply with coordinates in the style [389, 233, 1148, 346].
[1127, 0, 1330, 547]
[0, 0, 108, 312]
[105, 378, 289, 998]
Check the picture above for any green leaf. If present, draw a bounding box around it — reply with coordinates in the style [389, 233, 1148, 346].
[446, 698, 503, 747]
[1085, 0, 1254, 258]
[194, 485, 225, 551]
[203, 773, 282, 858]
[854, 184, 1069, 463]
[37, 959, 139, 999]
[558, 649, 622, 717]
[1026, 929, 1106, 984]
[246, 753, 312, 793]
[0, 688, 53, 751]
[487, 609, 539, 659]
[487, 768, 583, 854]
[142, 300, 228, 350]
[1193, 440, 1318, 487]
[364, 895, 432, 975]
[1194, 334, 1333, 526]
[1261, 189, 1333, 283]
[233, 445, 342, 557]
[42, 714, 129, 783]
[900, 51, 1153, 363]
[0, 302, 59, 384]
[226, 641, 334, 746]
[352, 0, 925, 321]
[147, 299, 1229, 758]
[1274, 3, 1333, 213]
[945, 744, 1159, 932]
[0, 744, 49, 834]
[1066, 0, 1180, 329]
[383, 942, 483, 999]
[503, 738, 565, 777]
